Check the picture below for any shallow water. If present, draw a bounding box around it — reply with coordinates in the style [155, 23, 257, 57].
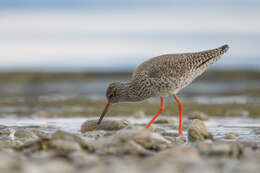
[1, 72, 260, 173]
[1, 116, 259, 142]
[1, 71, 260, 104]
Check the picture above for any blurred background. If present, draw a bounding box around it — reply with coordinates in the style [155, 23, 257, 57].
[0, 0, 259, 117]
[0, 0, 260, 71]
[1, 2, 260, 172]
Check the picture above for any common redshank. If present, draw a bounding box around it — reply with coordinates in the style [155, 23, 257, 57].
[98, 44, 229, 136]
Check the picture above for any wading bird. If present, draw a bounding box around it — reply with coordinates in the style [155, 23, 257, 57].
[98, 44, 229, 136]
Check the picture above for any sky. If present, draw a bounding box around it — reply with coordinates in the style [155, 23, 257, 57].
[0, 0, 260, 71]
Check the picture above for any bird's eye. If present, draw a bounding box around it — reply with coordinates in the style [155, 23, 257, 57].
[108, 94, 113, 99]
[109, 91, 116, 99]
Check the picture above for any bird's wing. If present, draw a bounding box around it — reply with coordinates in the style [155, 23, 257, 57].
[132, 45, 229, 80]
[132, 54, 184, 79]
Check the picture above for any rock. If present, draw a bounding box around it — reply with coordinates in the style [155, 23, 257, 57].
[14, 138, 52, 154]
[14, 129, 38, 139]
[178, 136, 187, 143]
[81, 119, 128, 132]
[163, 136, 177, 143]
[154, 118, 173, 124]
[68, 151, 100, 167]
[225, 109, 249, 117]
[50, 139, 81, 155]
[52, 130, 95, 152]
[188, 111, 209, 121]
[32, 129, 51, 138]
[134, 111, 145, 119]
[133, 130, 169, 151]
[162, 145, 200, 160]
[14, 138, 81, 155]
[224, 132, 239, 139]
[94, 129, 169, 156]
[188, 119, 213, 142]
[0, 137, 23, 147]
[14, 130, 94, 154]
[152, 127, 166, 133]
[0, 128, 12, 136]
[99, 139, 153, 156]
[161, 132, 179, 137]
[196, 142, 243, 158]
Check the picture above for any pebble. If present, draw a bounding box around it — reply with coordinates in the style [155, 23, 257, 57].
[162, 145, 201, 160]
[224, 132, 239, 139]
[14, 130, 95, 154]
[81, 119, 129, 132]
[0, 137, 22, 147]
[14, 129, 38, 139]
[188, 111, 209, 121]
[133, 130, 169, 151]
[154, 118, 173, 124]
[0, 128, 12, 136]
[188, 119, 213, 142]
[52, 130, 95, 152]
[161, 132, 179, 137]
[196, 142, 243, 158]
[0, 124, 259, 173]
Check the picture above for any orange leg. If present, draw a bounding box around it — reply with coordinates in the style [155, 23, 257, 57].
[173, 94, 183, 136]
[145, 97, 164, 128]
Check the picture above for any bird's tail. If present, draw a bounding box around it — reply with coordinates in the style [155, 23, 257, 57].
[190, 44, 229, 69]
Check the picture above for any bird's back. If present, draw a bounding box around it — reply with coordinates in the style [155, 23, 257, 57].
[132, 45, 229, 80]
[129, 45, 229, 98]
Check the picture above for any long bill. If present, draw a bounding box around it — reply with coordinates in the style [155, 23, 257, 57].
[97, 102, 112, 124]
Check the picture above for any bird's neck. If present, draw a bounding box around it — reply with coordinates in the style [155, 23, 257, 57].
[124, 81, 147, 102]
[116, 82, 141, 102]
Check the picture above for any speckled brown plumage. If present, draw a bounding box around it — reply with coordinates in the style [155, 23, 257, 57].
[106, 44, 229, 103]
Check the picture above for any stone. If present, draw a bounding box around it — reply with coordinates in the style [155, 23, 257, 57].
[188, 111, 209, 121]
[162, 145, 200, 160]
[224, 132, 239, 139]
[14, 129, 38, 139]
[52, 130, 95, 152]
[161, 132, 179, 137]
[81, 119, 128, 132]
[196, 142, 244, 158]
[133, 130, 169, 151]
[154, 118, 173, 124]
[188, 119, 213, 142]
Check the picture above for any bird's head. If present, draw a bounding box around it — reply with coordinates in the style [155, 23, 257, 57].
[97, 82, 128, 124]
[105, 82, 124, 104]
